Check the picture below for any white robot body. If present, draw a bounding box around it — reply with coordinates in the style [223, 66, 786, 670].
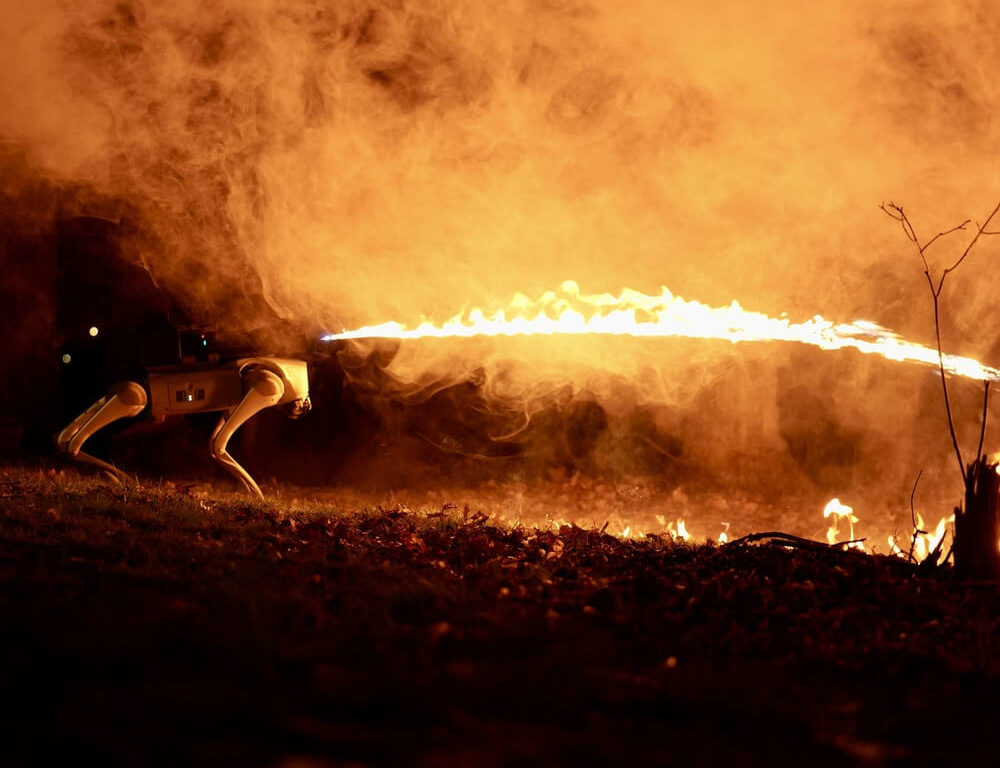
[146, 357, 308, 419]
[57, 357, 311, 498]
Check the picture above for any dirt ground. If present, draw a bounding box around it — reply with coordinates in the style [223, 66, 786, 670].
[1, 465, 999, 767]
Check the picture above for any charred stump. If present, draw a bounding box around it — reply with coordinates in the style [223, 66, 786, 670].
[954, 456, 1000, 581]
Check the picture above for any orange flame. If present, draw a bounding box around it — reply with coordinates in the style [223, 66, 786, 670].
[655, 514, 691, 541]
[889, 512, 955, 563]
[823, 497, 865, 551]
[324, 281, 999, 382]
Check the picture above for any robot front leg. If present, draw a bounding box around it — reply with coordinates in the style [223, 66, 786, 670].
[57, 381, 148, 485]
[210, 368, 284, 498]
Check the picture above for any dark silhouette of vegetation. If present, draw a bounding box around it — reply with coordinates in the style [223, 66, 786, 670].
[882, 200, 1000, 579]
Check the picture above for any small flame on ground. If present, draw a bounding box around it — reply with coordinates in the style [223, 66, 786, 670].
[543, 517, 703, 542]
[654, 514, 692, 541]
[324, 281, 1000, 382]
[676, 519, 690, 540]
[823, 498, 865, 551]
[718, 522, 730, 545]
[888, 512, 955, 563]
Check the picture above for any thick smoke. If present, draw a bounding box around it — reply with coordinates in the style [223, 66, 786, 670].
[3, 1, 1000, 507]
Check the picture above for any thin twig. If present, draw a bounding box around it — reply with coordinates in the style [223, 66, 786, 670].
[906, 469, 928, 563]
[909, 469, 923, 531]
[921, 220, 970, 254]
[940, 200, 1000, 285]
[976, 382, 990, 464]
[837, 537, 868, 549]
[881, 200, 1000, 483]
[725, 531, 864, 552]
[931, 293, 965, 481]
[907, 528, 927, 566]
[726, 531, 819, 548]
[882, 203, 968, 481]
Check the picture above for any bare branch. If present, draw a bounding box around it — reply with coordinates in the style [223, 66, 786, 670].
[885, 198, 1000, 486]
[909, 469, 923, 531]
[920, 220, 970, 254]
[879, 202, 904, 223]
[907, 469, 927, 564]
[725, 531, 866, 552]
[976, 382, 990, 464]
[882, 201, 1000, 483]
[941, 200, 1000, 280]
[883, 203, 933, 278]
[932, 299, 966, 481]
[881, 202, 919, 246]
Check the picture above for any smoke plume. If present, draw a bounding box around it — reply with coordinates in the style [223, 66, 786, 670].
[3, 0, 1000, 505]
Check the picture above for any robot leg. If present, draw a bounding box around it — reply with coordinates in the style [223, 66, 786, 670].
[209, 368, 284, 498]
[57, 381, 148, 485]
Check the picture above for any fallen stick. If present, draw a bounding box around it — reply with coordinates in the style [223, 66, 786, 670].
[725, 531, 866, 552]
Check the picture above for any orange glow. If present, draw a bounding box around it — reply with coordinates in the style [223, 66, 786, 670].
[324, 280, 1000, 383]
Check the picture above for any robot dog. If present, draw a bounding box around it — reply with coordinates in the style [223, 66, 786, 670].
[57, 328, 310, 498]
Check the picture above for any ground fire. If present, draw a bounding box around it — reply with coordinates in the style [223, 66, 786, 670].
[321, 277, 1000, 566]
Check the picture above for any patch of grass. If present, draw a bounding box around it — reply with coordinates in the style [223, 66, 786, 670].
[1, 464, 999, 767]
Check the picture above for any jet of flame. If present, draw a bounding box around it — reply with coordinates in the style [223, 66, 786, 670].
[323, 281, 1000, 382]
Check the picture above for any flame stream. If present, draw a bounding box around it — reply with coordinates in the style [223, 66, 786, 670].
[322, 281, 1000, 382]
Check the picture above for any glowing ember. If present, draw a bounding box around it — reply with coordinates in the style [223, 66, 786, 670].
[823, 497, 864, 550]
[324, 281, 1000, 382]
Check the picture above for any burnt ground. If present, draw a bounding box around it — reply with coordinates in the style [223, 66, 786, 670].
[1, 466, 999, 768]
